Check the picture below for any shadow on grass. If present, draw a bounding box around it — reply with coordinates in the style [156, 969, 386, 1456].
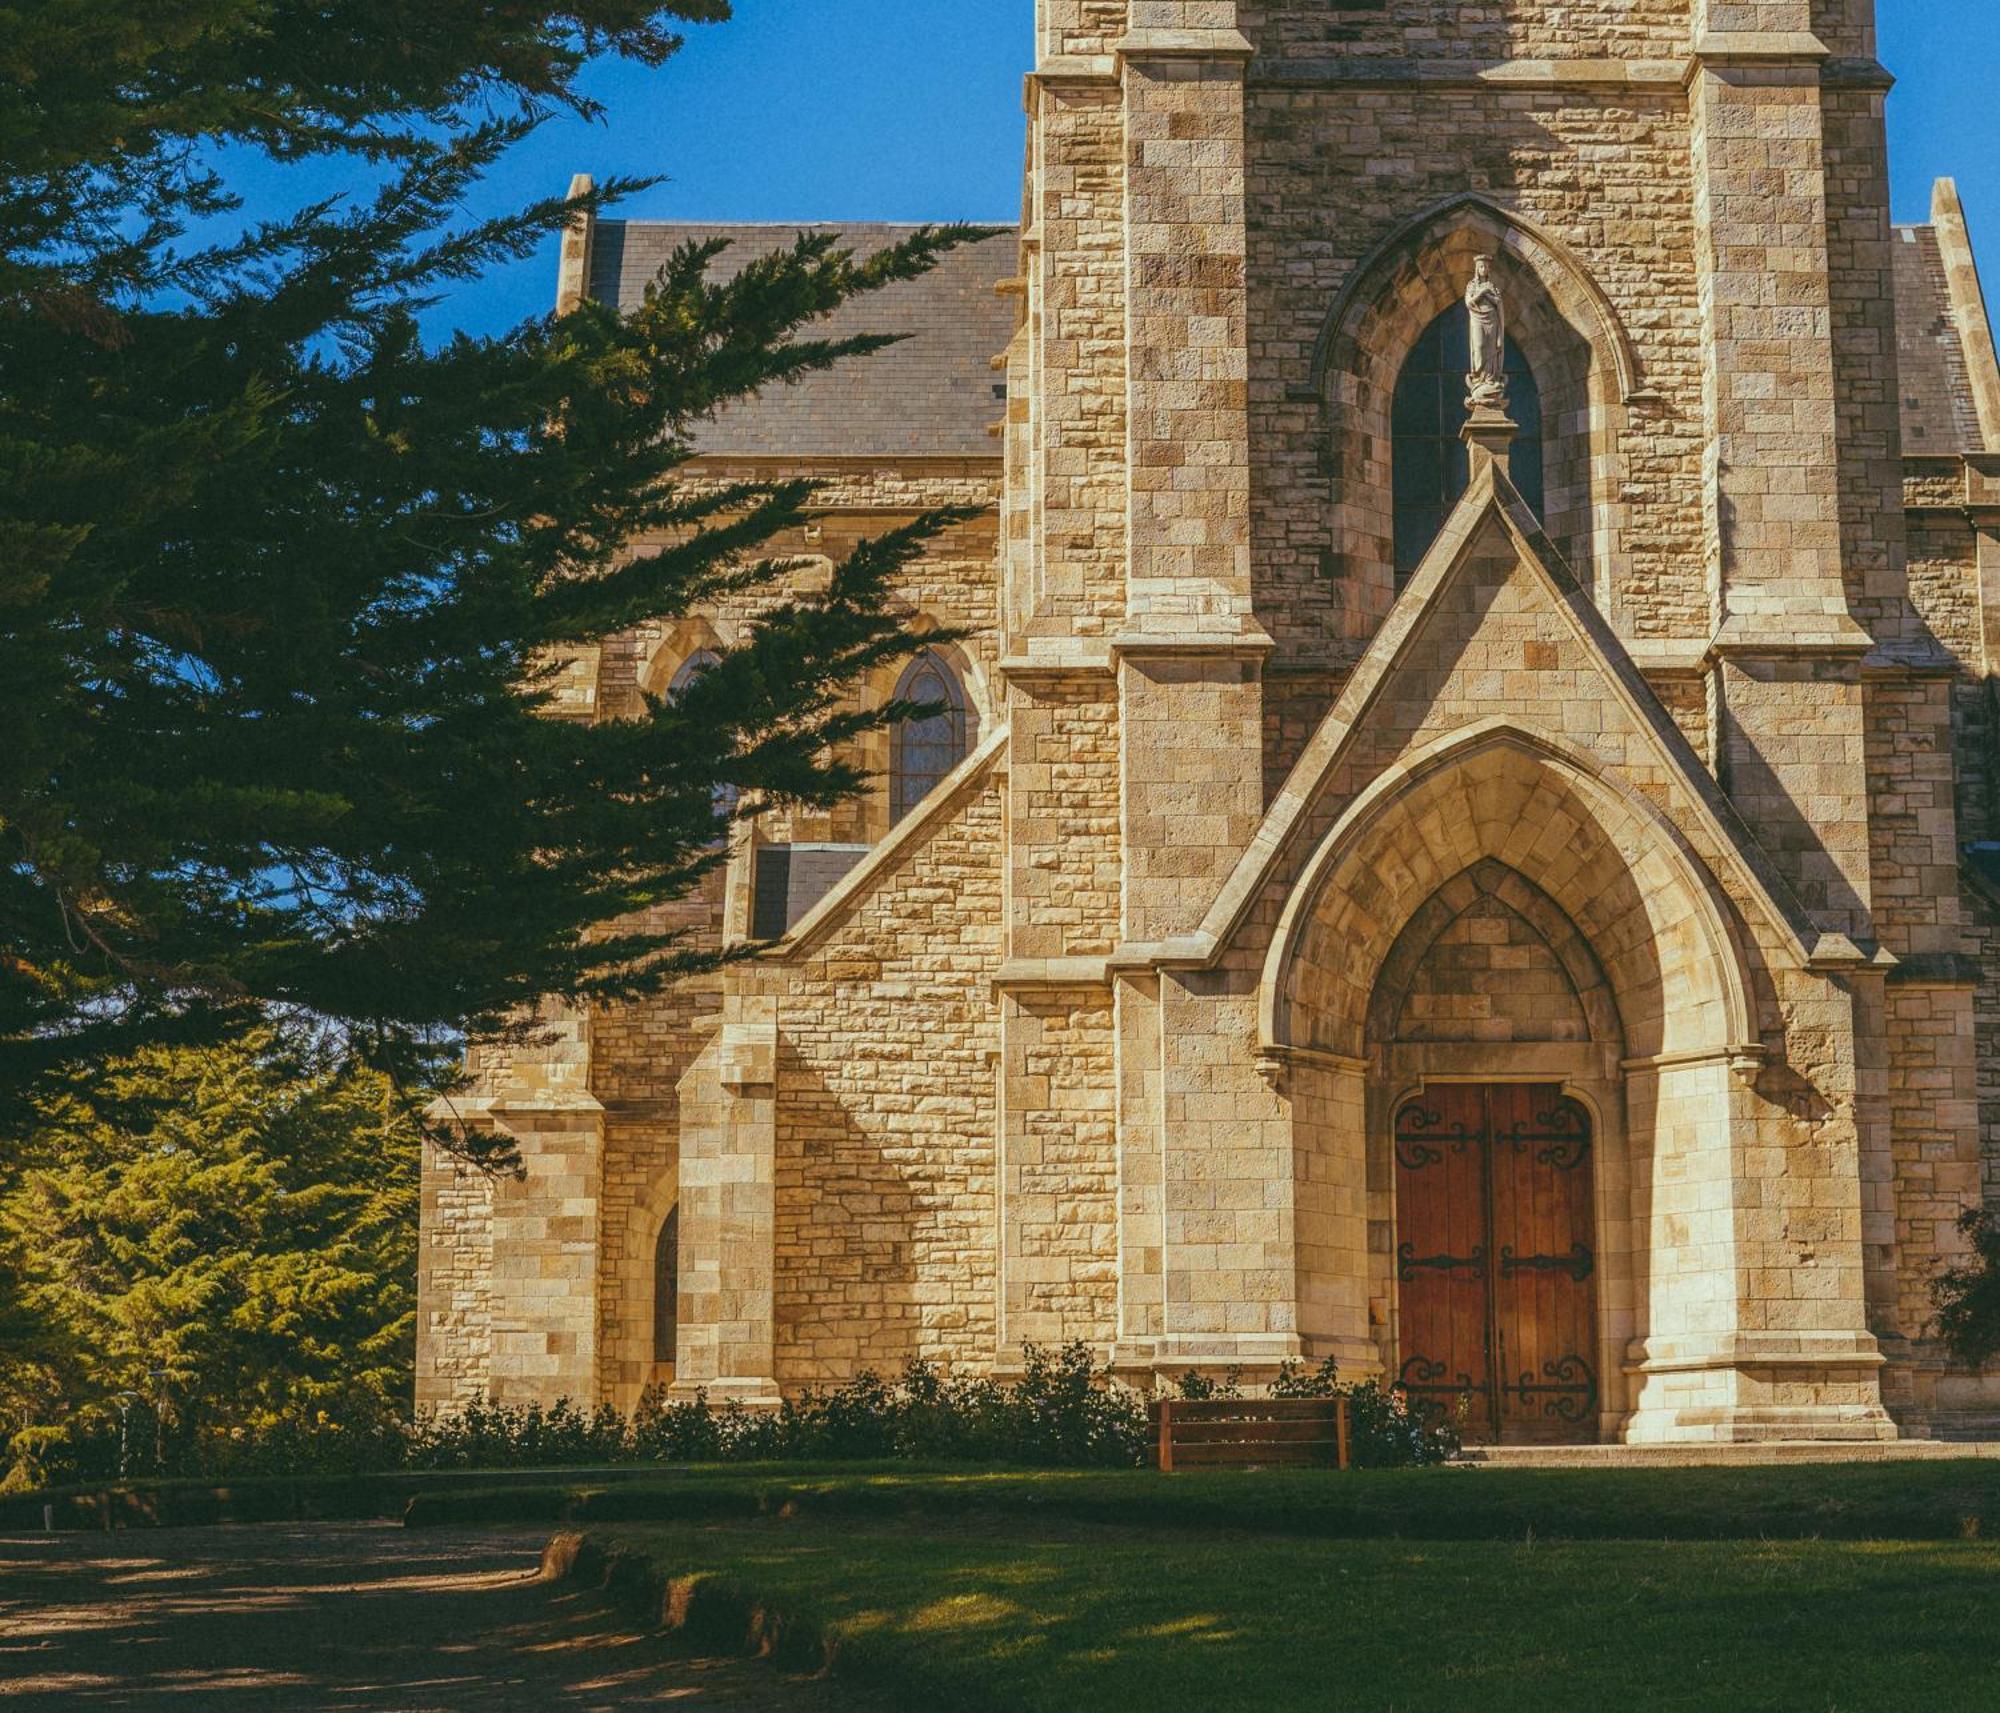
[0, 1522, 864, 1710]
[588, 1513, 2000, 1713]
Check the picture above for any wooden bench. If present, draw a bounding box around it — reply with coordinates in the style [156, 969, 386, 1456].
[1151, 1398, 1352, 1472]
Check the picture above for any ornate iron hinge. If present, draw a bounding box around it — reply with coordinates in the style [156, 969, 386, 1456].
[1398, 1242, 1487, 1281]
[1498, 1243, 1594, 1283]
[1502, 1355, 1600, 1425]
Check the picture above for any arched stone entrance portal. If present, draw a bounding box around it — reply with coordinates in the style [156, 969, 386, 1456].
[1259, 723, 1771, 1442]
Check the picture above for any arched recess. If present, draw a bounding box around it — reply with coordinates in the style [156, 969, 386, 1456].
[600, 1164, 686, 1412]
[668, 650, 722, 698]
[639, 617, 732, 702]
[1364, 858, 1621, 1054]
[1260, 727, 1766, 1438]
[1362, 859, 1628, 1438]
[1261, 726, 1757, 1066]
[1305, 195, 1642, 632]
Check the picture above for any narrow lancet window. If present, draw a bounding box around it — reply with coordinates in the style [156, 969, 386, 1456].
[669, 649, 740, 828]
[890, 651, 974, 825]
[1391, 305, 1545, 584]
[653, 1206, 679, 1366]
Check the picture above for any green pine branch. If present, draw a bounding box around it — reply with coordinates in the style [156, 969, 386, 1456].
[0, 1, 1006, 1136]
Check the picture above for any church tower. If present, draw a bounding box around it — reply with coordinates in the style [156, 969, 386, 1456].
[997, 0, 1981, 1440]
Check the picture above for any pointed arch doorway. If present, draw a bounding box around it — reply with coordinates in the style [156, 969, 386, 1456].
[1395, 1084, 1599, 1446]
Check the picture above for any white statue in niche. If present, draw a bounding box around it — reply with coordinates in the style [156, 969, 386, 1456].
[1465, 255, 1510, 413]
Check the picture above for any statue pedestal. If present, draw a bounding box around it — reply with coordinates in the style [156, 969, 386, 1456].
[1461, 407, 1518, 484]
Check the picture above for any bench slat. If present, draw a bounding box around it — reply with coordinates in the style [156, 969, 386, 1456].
[1149, 1400, 1340, 1421]
[1167, 1419, 1345, 1444]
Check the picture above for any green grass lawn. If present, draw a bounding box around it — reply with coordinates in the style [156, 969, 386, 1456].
[594, 1510, 2000, 1712]
[526, 1463, 2000, 1711]
[16, 1456, 2000, 1707]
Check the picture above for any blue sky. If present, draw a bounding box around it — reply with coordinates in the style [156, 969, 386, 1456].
[1879, 4, 2000, 239]
[239, 2, 1999, 338]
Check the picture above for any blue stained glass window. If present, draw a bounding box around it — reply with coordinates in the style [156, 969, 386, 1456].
[1391, 305, 1545, 585]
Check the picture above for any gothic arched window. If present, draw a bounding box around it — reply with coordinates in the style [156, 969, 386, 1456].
[653, 1206, 679, 1367]
[1391, 304, 1545, 584]
[668, 649, 740, 828]
[668, 650, 721, 698]
[891, 651, 974, 825]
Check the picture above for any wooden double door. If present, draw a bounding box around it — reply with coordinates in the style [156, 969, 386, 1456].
[1394, 1084, 1600, 1445]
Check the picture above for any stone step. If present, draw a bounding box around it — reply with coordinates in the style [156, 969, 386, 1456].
[1453, 1440, 2000, 1469]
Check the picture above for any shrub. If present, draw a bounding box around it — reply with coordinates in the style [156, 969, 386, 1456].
[1934, 1208, 2000, 1369]
[1174, 1366, 1244, 1402]
[405, 1398, 630, 1472]
[1342, 1380, 1460, 1468]
[631, 1388, 726, 1464]
[684, 1343, 1148, 1470]
[5, 1396, 412, 1488]
[1269, 1358, 1341, 1399]
[9, 1342, 1462, 1487]
[1010, 1341, 1150, 1467]
[1267, 1358, 1460, 1468]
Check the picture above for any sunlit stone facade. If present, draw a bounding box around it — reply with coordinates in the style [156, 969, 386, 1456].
[419, 1, 2000, 1445]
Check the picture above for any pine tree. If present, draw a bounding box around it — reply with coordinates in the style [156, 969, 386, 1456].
[0, 4, 985, 1132]
[0, 1033, 423, 1481]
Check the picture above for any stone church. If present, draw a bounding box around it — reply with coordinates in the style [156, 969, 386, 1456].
[419, 1, 2000, 1446]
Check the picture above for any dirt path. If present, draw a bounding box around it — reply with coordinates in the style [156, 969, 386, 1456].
[0, 1523, 866, 1710]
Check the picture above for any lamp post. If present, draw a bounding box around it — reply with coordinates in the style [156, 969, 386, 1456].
[147, 1366, 169, 1476]
[110, 1392, 139, 1483]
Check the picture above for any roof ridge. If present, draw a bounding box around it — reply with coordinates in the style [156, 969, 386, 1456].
[597, 218, 1020, 230]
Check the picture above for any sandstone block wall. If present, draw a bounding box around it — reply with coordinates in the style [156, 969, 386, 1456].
[771, 767, 1009, 1382]
[420, 0, 2000, 1440]
[419, 456, 1007, 1410]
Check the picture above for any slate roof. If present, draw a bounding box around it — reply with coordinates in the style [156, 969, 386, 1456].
[588, 215, 1986, 461]
[1894, 223, 1988, 454]
[588, 222, 1019, 458]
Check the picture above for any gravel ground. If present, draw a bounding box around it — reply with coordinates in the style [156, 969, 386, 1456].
[0, 1522, 868, 1711]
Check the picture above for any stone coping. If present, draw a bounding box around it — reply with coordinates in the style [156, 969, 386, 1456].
[766, 725, 1008, 960]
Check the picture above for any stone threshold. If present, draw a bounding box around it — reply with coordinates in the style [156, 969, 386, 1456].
[1455, 1441, 2000, 1469]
